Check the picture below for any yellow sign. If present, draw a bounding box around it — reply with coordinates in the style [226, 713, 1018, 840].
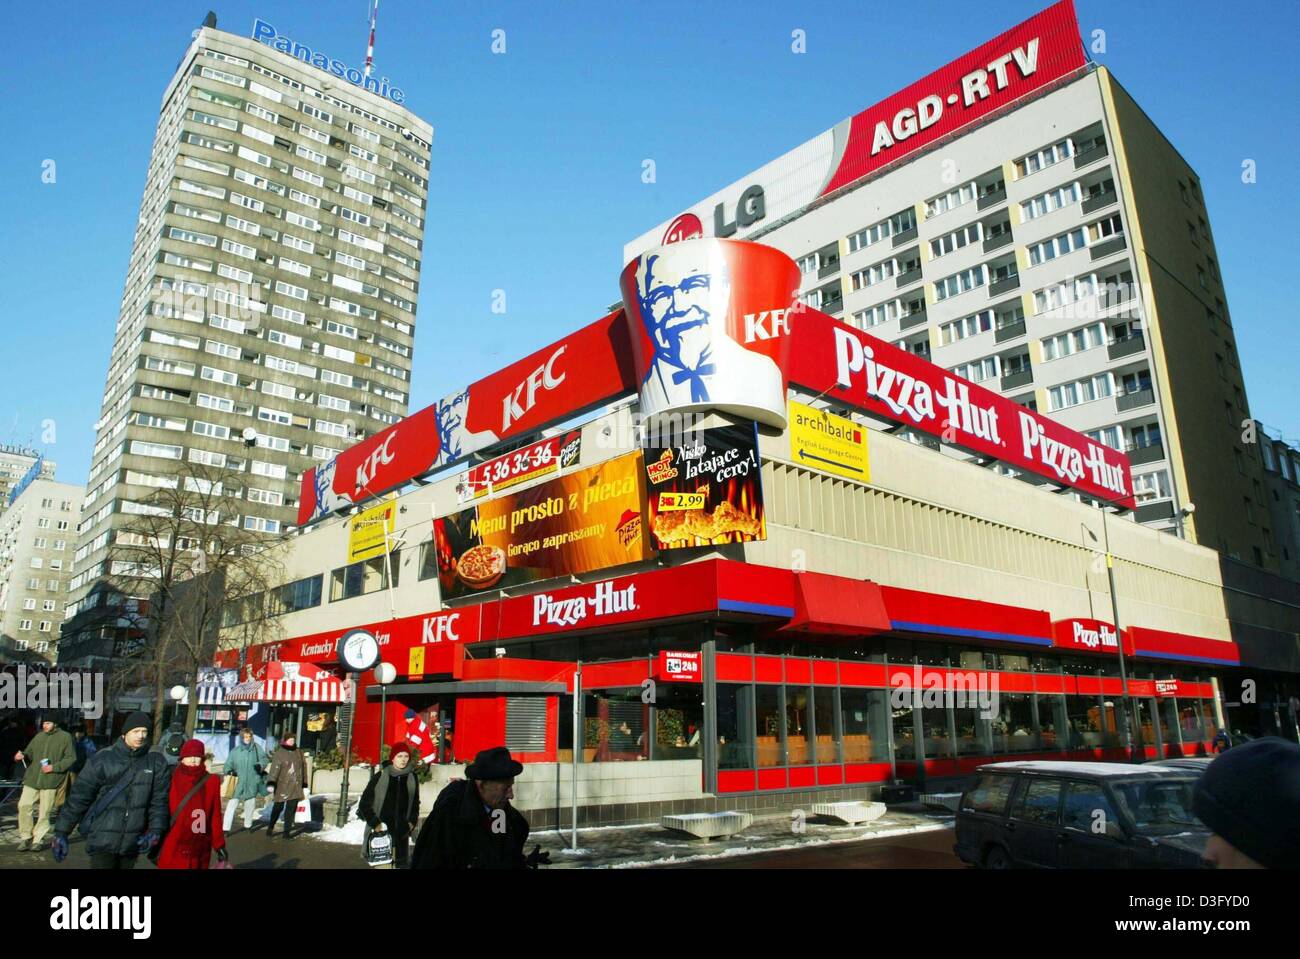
[408, 646, 425, 680]
[788, 400, 870, 483]
[658, 491, 707, 511]
[348, 499, 396, 563]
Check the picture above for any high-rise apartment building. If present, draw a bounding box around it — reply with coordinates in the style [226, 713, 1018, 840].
[624, 0, 1272, 569]
[0, 476, 85, 664]
[0, 446, 55, 520]
[67, 18, 433, 621]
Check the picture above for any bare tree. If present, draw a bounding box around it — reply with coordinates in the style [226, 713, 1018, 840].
[98, 462, 287, 737]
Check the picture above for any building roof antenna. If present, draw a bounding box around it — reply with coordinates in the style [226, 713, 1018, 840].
[363, 0, 379, 79]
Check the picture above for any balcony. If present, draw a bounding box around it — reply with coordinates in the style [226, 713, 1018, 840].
[899, 310, 928, 331]
[1108, 332, 1146, 360]
[1116, 387, 1155, 412]
[1127, 442, 1165, 466]
[891, 225, 919, 248]
[977, 187, 1007, 211]
[994, 319, 1027, 343]
[817, 260, 840, 280]
[1081, 189, 1117, 215]
[988, 274, 1021, 297]
[1135, 499, 1176, 523]
[1090, 236, 1128, 261]
[1000, 368, 1034, 391]
[895, 267, 923, 289]
[1074, 141, 1110, 169]
[983, 231, 1014, 254]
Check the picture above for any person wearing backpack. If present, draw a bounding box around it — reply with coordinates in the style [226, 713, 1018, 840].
[155, 739, 228, 869]
[51, 712, 171, 869]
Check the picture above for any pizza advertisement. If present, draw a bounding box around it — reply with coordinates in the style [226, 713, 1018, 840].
[432, 451, 653, 599]
[642, 422, 767, 551]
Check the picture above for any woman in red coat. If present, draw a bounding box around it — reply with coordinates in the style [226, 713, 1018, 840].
[156, 739, 228, 869]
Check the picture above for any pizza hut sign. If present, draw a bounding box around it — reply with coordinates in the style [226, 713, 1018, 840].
[656, 650, 702, 683]
[1052, 618, 1120, 653]
[532, 581, 639, 629]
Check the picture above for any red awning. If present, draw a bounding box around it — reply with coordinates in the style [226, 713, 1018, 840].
[226, 661, 352, 704]
[780, 573, 891, 635]
[1124, 626, 1241, 666]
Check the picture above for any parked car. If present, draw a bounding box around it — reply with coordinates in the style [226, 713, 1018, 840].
[1145, 756, 1214, 774]
[954, 760, 1210, 868]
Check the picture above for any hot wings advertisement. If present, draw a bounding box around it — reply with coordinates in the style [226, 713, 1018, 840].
[432, 451, 652, 599]
[642, 422, 767, 550]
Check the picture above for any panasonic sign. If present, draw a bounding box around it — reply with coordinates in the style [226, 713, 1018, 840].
[251, 19, 406, 104]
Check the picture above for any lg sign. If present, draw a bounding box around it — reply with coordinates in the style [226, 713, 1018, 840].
[663, 185, 766, 244]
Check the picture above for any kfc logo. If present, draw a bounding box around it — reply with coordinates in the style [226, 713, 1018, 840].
[355, 431, 397, 493]
[663, 212, 704, 245]
[422, 613, 461, 645]
[501, 345, 567, 432]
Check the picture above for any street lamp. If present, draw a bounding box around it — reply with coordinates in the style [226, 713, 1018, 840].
[1098, 509, 1139, 762]
[374, 662, 397, 765]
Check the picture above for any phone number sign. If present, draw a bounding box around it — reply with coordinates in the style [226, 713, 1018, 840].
[458, 430, 582, 502]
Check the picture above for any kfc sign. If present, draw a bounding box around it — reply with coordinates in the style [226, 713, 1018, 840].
[621, 238, 799, 429]
[656, 650, 702, 683]
[788, 312, 1134, 508]
[1052, 618, 1121, 653]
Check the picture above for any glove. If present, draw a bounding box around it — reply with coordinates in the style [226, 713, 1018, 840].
[51, 835, 69, 863]
[216, 847, 228, 863]
[254, 765, 264, 775]
[137, 832, 159, 853]
[525, 845, 550, 868]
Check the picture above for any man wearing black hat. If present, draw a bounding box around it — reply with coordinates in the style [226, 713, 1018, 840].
[1194, 736, 1300, 869]
[410, 746, 549, 869]
[50, 711, 172, 869]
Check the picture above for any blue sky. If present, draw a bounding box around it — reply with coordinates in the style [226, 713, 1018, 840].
[1, 0, 1297, 486]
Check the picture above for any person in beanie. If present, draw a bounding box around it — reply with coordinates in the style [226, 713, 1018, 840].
[358, 741, 421, 868]
[156, 739, 228, 869]
[12, 717, 76, 851]
[410, 746, 549, 869]
[1194, 736, 1300, 869]
[51, 711, 170, 869]
[265, 731, 308, 838]
[222, 727, 269, 833]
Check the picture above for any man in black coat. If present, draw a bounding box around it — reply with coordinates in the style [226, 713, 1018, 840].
[410, 746, 548, 869]
[51, 711, 172, 869]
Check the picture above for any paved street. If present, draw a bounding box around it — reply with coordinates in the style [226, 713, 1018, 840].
[660, 824, 963, 868]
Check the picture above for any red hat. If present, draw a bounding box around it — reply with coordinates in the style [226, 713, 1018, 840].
[180, 739, 206, 760]
[388, 741, 412, 760]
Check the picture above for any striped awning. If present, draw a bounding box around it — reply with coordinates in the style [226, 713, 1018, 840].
[226, 676, 352, 704]
[176, 683, 228, 706]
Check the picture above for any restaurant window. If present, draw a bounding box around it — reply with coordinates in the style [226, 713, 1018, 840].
[813, 687, 837, 763]
[886, 639, 914, 664]
[329, 549, 400, 601]
[920, 704, 953, 759]
[997, 652, 1031, 672]
[579, 632, 649, 663]
[991, 693, 1037, 753]
[1177, 699, 1205, 743]
[652, 682, 704, 761]
[892, 699, 917, 761]
[755, 685, 782, 767]
[1031, 654, 1061, 673]
[786, 686, 812, 765]
[1160, 696, 1184, 748]
[914, 643, 948, 668]
[586, 689, 648, 762]
[1066, 694, 1105, 748]
[1062, 657, 1100, 677]
[716, 683, 755, 769]
[1037, 694, 1069, 752]
[958, 649, 996, 670]
[840, 688, 889, 762]
[952, 703, 991, 756]
[1099, 700, 1124, 748]
[1134, 699, 1158, 749]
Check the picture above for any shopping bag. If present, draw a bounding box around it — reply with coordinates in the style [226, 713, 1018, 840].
[364, 828, 394, 867]
[222, 775, 237, 800]
[294, 787, 311, 820]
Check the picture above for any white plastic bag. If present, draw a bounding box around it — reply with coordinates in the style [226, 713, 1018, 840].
[294, 786, 311, 820]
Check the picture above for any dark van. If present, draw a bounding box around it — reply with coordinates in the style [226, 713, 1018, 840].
[954, 761, 1210, 868]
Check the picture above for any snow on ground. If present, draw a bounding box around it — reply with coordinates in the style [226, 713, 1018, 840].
[310, 803, 365, 844]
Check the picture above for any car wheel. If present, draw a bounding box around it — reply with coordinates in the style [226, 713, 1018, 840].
[982, 845, 1011, 869]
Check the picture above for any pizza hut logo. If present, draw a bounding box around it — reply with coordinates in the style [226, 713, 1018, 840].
[532, 581, 639, 628]
[559, 434, 581, 468]
[662, 213, 703, 245]
[616, 509, 643, 550]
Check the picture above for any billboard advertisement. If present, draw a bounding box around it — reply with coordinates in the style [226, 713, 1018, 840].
[432, 451, 652, 599]
[346, 498, 396, 564]
[787, 310, 1135, 508]
[298, 311, 637, 526]
[620, 239, 799, 429]
[642, 422, 766, 550]
[456, 429, 582, 503]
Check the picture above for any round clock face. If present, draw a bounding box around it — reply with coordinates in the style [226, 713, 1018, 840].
[339, 630, 379, 671]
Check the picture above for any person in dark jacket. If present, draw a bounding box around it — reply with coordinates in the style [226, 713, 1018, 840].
[358, 741, 421, 868]
[265, 732, 308, 838]
[51, 712, 171, 869]
[1195, 736, 1300, 869]
[410, 746, 548, 869]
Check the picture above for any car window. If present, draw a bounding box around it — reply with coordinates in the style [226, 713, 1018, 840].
[1062, 781, 1121, 835]
[1111, 777, 1201, 835]
[962, 774, 1015, 815]
[1014, 776, 1064, 825]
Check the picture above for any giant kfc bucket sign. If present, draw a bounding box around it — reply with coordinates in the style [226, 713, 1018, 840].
[620, 239, 799, 429]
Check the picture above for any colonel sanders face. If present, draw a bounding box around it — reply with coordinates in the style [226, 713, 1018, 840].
[635, 247, 732, 396]
[311, 458, 350, 519]
[436, 388, 472, 461]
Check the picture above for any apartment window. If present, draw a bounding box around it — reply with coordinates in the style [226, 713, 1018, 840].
[225, 215, 261, 237]
[168, 227, 218, 247]
[18, 620, 32, 631]
[243, 516, 282, 534]
[38, 621, 52, 633]
[1088, 214, 1125, 243]
[1015, 138, 1074, 178]
[271, 304, 306, 325]
[251, 460, 287, 480]
[196, 393, 235, 413]
[950, 356, 1000, 384]
[266, 329, 302, 349]
[1028, 227, 1087, 266]
[1020, 182, 1081, 220]
[285, 210, 320, 231]
[130, 440, 183, 460]
[934, 265, 986, 301]
[229, 191, 265, 213]
[37, 518, 51, 529]
[1041, 323, 1105, 361]
[1085, 426, 1123, 450]
[930, 222, 982, 259]
[1131, 423, 1162, 449]
[282, 234, 315, 255]
[22, 598, 37, 610]
[258, 407, 292, 426]
[1198, 268, 1208, 289]
[247, 487, 284, 506]
[192, 420, 231, 440]
[221, 238, 257, 259]
[274, 280, 309, 301]
[205, 339, 242, 360]
[255, 434, 291, 452]
[201, 365, 238, 386]
[261, 380, 296, 401]
[1133, 470, 1172, 504]
[27, 578, 41, 589]
[851, 257, 899, 290]
[279, 257, 312, 278]
[940, 309, 994, 345]
[1033, 275, 1097, 314]
[1048, 373, 1114, 411]
[30, 557, 44, 569]
[926, 182, 976, 218]
[1120, 370, 1152, 395]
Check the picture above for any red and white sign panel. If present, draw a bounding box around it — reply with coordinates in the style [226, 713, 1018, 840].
[1154, 679, 1180, 698]
[1052, 617, 1122, 653]
[788, 311, 1135, 508]
[656, 650, 702, 683]
[457, 429, 582, 503]
[298, 312, 637, 526]
[819, 0, 1086, 196]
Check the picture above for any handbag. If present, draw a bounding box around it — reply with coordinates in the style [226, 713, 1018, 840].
[294, 786, 312, 821]
[148, 774, 211, 864]
[221, 774, 237, 800]
[364, 827, 394, 867]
